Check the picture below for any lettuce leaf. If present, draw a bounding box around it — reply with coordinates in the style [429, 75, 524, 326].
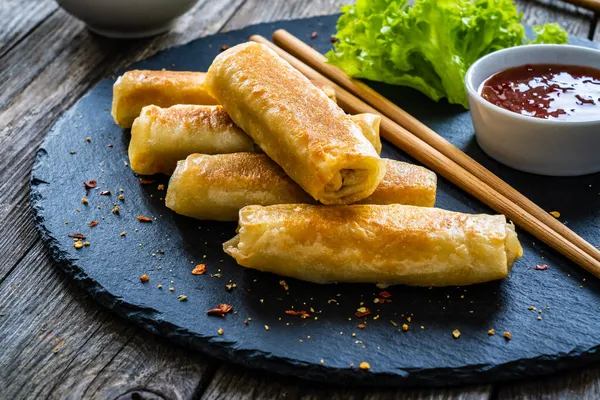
[326, 0, 569, 108]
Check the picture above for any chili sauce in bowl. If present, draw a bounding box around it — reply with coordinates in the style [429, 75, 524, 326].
[465, 44, 600, 176]
[479, 64, 600, 121]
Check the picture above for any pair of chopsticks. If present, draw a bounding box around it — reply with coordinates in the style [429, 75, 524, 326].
[248, 32, 600, 278]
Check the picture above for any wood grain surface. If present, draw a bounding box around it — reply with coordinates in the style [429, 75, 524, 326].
[0, 0, 598, 399]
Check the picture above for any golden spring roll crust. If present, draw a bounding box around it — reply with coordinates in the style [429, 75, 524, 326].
[166, 153, 313, 221]
[111, 70, 338, 128]
[224, 204, 523, 287]
[129, 105, 257, 175]
[357, 159, 436, 206]
[205, 42, 385, 205]
[351, 114, 382, 155]
[112, 70, 219, 128]
[166, 153, 436, 221]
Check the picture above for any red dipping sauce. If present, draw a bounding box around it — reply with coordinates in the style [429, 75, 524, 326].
[479, 64, 600, 121]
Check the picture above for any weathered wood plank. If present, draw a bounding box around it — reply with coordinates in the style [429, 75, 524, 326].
[516, 0, 594, 38]
[201, 365, 492, 400]
[0, 0, 58, 59]
[222, 0, 352, 31]
[0, 240, 215, 400]
[497, 367, 600, 399]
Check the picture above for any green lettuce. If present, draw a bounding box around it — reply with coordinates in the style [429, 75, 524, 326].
[326, 0, 569, 108]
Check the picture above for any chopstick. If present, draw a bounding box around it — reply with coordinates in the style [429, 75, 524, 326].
[271, 29, 600, 266]
[248, 35, 600, 278]
[560, 0, 600, 13]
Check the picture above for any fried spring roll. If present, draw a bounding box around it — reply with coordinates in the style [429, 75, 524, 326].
[165, 153, 436, 221]
[205, 42, 385, 205]
[223, 204, 523, 287]
[128, 105, 382, 175]
[112, 70, 218, 128]
[129, 105, 256, 175]
[111, 70, 338, 128]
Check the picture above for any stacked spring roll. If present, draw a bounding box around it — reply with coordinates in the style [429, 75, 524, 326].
[111, 42, 523, 287]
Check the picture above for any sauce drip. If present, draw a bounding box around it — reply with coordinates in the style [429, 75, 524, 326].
[479, 64, 600, 121]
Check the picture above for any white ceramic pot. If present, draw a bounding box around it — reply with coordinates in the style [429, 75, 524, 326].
[465, 44, 600, 176]
[57, 0, 200, 39]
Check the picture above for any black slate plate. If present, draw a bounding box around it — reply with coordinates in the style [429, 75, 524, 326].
[31, 15, 600, 387]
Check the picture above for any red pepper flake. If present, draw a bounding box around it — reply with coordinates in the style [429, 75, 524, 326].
[68, 233, 86, 239]
[355, 307, 371, 318]
[535, 264, 548, 271]
[285, 310, 311, 318]
[357, 323, 366, 329]
[140, 274, 149, 283]
[330, 36, 339, 43]
[220, 44, 230, 52]
[83, 180, 97, 193]
[100, 190, 111, 196]
[311, 32, 318, 39]
[139, 179, 154, 185]
[137, 215, 152, 223]
[207, 303, 233, 317]
[192, 264, 207, 275]
[89, 220, 99, 228]
[379, 291, 392, 299]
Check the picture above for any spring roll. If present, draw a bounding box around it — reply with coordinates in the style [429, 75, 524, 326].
[128, 104, 382, 175]
[111, 70, 338, 128]
[166, 153, 436, 221]
[223, 204, 523, 287]
[129, 105, 257, 175]
[112, 70, 218, 128]
[205, 42, 385, 205]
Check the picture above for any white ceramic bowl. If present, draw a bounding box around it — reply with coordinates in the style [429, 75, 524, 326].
[57, 0, 199, 39]
[465, 44, 600, 176]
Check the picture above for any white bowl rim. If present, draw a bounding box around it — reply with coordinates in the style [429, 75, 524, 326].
[465, 44, 600, 125]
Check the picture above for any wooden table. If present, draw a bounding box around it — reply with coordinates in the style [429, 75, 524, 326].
[1, 0, 599, 398]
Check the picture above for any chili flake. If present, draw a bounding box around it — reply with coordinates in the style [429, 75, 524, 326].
[139, 179, 154, 185]
[357, 323, 366, 329]
[550, 211, 561, 218]
[140, 274, 149, 283]
[359, 362, 370, 370]
[488, 329, 495, 336]
[192, 264, 207, 275]
[452, 329, 461, 339]
[504, 331, 512, 340]
[220, 44, 230, 52]
[68, 233, 86, 240]
[379, 291, 392, 299]
[206, 303, 233, 317]
[73, 241, 83, 249]
[83, 180, 97, 193]
[89, 221, 99, 227]
[355, 307, 371, 318]
[330, 36, 340, 43]
[285, 310, 311, 318]
[137, 215, 152, 222]
[311, 32, 318, 39]
[535, 264, 548, 271]
[100, 190, 111, 196]
[157, 184, 165, 191]
[81, 198, 88, 205]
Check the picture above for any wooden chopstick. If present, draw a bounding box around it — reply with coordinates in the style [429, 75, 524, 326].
[248, 35, 600, 278]
[560, 0, 600, 12]
[271, 29, 600, 266]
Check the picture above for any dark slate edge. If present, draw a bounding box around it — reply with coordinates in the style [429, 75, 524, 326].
[29, 16, 600, 387]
